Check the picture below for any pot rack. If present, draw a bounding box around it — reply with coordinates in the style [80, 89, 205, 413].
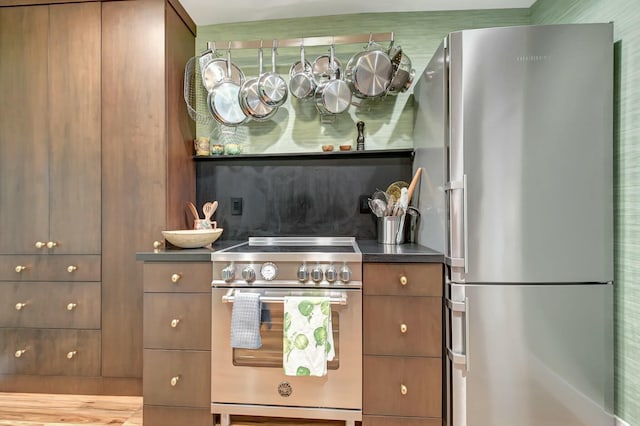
[206, 31, 394, 50]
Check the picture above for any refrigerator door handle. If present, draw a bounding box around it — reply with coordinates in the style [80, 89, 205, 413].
[445, 297, 470, 371]
[444, 175, 468, 274]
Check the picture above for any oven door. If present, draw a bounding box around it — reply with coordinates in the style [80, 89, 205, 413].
[211, 287, 362, 410]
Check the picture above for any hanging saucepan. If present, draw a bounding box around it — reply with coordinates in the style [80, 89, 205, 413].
[238, 47, 277, 121]
[387, 44, 416, 95]
[345, 37, 393, 99]
[289, 44, 316, 100]
[201, 43, 245, 93]
[257, 43, 288, 107]
[314, 44, 352, 115]
[311, 52, 343, 86]
[207, 49, 248, 126]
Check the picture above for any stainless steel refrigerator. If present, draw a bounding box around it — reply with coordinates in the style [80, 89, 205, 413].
[412, 23, 615, 426]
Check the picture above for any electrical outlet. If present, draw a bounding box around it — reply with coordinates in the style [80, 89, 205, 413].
[359, 194, 371, 214]
[231, 197, 243, 215]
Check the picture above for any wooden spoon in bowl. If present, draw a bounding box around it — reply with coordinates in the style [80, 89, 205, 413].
[187, 202, 200, 221]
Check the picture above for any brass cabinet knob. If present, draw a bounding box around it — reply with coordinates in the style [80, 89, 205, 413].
[67, 265, 77, 273]
[15, 302, 27, 311]
[400, 384, 408, 395]
[170, 376, 180, 387]
[171, 273, 182, 283]
[15, 265, 27, 273]
[399, 275, 408, 286]
[67, 303, 77, 311]
[46, 241, 58, 249]
[14, 349, 27, 358]
[170, 319, 180, 328]
[400, 323, 408, 333]
[153, 240, 163, 249]
[67, 350, 77, 359]
[35, 241, 46, 249]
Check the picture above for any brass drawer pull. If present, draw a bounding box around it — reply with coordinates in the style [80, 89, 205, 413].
[170, 375, 180, 387]
[171, 319, 180, 328]
[399, 275, 408, 286]
[15, 302, 27, 310]
[400, 384, 408, 395]
[67, 303, 77, 311]
[14, 349, 27, 358]
[400, 323, 408, 333]
[67, 265, 77, 273]
[15, 265, 27, 273]
[171, 273, 182, 283]
[67, 351, 77, 359]
[46, 241, 58, 249]
[35, 241, 46, 249]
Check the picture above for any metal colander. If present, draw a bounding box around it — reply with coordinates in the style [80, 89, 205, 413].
[183, 51, 216, 127]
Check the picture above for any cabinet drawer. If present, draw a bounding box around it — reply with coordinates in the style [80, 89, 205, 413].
[364, 416, 441, 426]
[363, 355, 441, 418]
[0, 328, 101, 376]
[144, 293, 211, 350]
[143, 405, 213, 426]
[0, 282, 100, 329]
[143, 349, 210, 408]
[364, 295, 441, 357]
[144, 262, 211, 293]
[364, 263, 442, 297]
[0, 255, 101, 282]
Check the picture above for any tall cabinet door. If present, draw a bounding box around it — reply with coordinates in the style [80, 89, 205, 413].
[0, 6, 50, 255]
[49, 3, 101, 255]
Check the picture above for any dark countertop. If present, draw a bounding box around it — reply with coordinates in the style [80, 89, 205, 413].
[136, 239, 444, 263]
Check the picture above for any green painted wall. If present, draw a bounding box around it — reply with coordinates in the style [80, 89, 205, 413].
[531, 2, 640, 423]
[196, 10, 530, 153]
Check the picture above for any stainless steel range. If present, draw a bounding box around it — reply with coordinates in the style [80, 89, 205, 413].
[211, 237, 362, 426]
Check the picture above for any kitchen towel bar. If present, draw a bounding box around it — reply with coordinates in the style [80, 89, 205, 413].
[221, 290, 348, 305]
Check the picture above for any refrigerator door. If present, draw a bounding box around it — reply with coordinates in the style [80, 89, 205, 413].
[446, 282, 614, 426]
[447, 24, 613, 283]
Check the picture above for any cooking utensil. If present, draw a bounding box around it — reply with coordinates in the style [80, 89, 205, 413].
[201, 44, 245, 93]
[387, 44, 415, 95]
[239, 47, 277, 121]
[385, 180, 409, 202]
[368, 198, 386, 218]
[187, 202, 200, 221]
[183, 51, 217, 127]
[407, 167, 423, 205]
[258, 43, 288, 107]
[203, 202, 214, 222]
[311, 53, 343, 85]
[208, 49, 248, 126]
[289, 44, 316, 100]
[314, 44, 352, 115]
[345, 37, 393, 98]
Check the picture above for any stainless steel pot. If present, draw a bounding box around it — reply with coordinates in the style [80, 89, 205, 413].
[314, 45, 352, 115]
[208, 49, 248, 126]
[345, 41, 392, 98]
[289, 45, 316, 100]
[257, 46, 288, 107]
[387, 45, 415, 95]
[201, 45, 245, 93]
[239, 48, 277, 121]
[311, 54, 343, 86]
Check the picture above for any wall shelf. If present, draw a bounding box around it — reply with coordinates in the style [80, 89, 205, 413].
[193, 148, 414, 162]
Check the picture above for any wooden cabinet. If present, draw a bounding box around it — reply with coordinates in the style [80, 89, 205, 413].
[143, 262, 213, 426]
[363, 263, 443, 425]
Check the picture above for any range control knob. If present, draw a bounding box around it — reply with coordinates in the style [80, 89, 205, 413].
[325, 264, 337, 283]
[339, 264, 352, 283]
[297, 264, 309, 282]
[311, 265, 324, 283]
[222, 264, 235, 282]
[241, 266, 256, 283]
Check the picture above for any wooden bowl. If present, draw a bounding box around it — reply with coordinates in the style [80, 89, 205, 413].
[321, 144, 334, 152]
[161, 229, 223, 248]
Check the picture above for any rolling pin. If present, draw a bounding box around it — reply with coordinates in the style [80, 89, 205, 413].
[406, 167, 423, 205]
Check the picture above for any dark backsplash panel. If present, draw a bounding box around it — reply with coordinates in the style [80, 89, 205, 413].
[196, 153, 413, 240]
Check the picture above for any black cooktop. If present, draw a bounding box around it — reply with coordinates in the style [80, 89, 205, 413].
[222, 244, 356, 253]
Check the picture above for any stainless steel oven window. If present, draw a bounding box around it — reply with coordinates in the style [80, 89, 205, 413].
[232, 301, 340, 369]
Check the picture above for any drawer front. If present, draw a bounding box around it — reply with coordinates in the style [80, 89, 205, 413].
[143, 405, 213, 426]
[143, 349, 211, 408]
[363, 355, 442, 418]
[0, 255, 101, 282]
[144, 293, 211, 350]
[0, 282, 101, 329]
[364, 263, 442, 297]
[144, 262, 211, 293]
[0, 328, 101, 376]
[363, 416, 442, 426]
[364, 295, 441, 357]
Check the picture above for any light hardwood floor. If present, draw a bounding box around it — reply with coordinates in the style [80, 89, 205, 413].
[0, 393, 142, 425]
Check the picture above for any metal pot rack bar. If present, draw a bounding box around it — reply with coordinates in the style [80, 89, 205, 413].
[206, 32, 394, 50]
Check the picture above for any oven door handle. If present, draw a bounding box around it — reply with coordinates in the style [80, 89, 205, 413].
[221, 289, 349, 305]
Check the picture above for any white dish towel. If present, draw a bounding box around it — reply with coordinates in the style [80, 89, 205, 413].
[283, 296, 335, 377]
[230, 292, 262, 349]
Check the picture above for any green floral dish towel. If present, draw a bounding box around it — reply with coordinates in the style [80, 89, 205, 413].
[283, 296, 335, 377]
